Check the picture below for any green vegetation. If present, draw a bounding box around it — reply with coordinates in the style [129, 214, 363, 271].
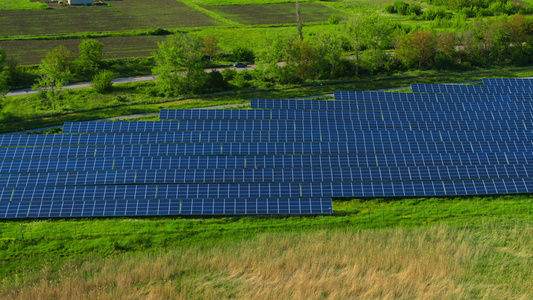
[207, 3, 337, 25]
[0, 196, 532, 298]
[0, 0, 47, 11]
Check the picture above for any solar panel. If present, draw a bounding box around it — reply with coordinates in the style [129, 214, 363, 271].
[2, 164, 533, 188]
[1, 179, 532, 201]
[5, 140, 533, 160]
[0, 198, 332, 218]
[333, 91, 533, 102]
[411, 83, 533, 94]
[158, 109, 533, 122]
[482, 78, 533, 86]
[251, 98, 533, 111]
[1, 151, 531, 173]
[62, 119, 533, 133]
[6, 129, 533, 147]
[4, 77, 533, 220]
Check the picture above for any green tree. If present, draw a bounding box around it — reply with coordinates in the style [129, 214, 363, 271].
[343, 16, 364, 75]
[202, 34, 220, 61]
[91, 70, 115, 93]
[0, 47, 8, 99]
[289, 39, 319, 80]
[153, 33, 205, 96]
[395, 30, 436, 68]
[33, 45, 74, 110]
[75, 39, 104, 76]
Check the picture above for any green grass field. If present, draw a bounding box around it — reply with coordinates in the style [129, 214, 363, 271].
[0, 196, 532, 298]
[0, 0, 47, 11]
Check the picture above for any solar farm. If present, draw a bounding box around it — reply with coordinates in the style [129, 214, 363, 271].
[2, 78, 533, 219]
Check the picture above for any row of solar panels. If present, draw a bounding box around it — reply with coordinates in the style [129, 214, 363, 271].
[3, 164, 533, 187]
[482, 78, 533, 86]
[2, 152, 530, 173]
[8, 130, 533, 147]
[6, 141, 533, 160]
[157, 109, 533, 122]
[333, 91, 533, 102]
[411, 83, 533, 94]
[2, 178, 533, 201]
[250, 98, 533, 111]
[0, 198, 332, 218]
[62, 119, 533, 133]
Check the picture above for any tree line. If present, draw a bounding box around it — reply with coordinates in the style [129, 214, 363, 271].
[1, 12, 532, 109]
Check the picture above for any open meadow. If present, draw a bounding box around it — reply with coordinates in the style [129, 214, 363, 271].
[0, 196, 532, 298]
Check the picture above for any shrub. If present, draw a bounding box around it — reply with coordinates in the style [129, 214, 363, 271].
[91, 70, 115, 94]
[232, 47, 255, 62]
[328, 14, 341, 24]
[385, 4, 396, 14]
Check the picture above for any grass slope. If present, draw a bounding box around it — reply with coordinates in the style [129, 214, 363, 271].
[0, 196, 532, 298]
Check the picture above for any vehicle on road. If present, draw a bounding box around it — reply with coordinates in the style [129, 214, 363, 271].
[233, 62, 247, 68]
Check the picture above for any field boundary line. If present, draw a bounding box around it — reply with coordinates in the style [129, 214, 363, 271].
[177, 0, 241, 26]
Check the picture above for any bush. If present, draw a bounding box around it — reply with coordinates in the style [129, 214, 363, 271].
[231, 47, 255, 62]
[91, 70, 115, 94]
[394, 0, 409, 15]
[385, 4, 396, 14]
[328, 14, 341, 24]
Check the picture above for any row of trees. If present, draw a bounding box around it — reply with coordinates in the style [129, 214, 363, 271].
[2, 13, 533, 108]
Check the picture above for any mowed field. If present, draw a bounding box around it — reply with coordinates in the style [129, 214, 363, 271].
[207, 3, 338, 25]
[0, 35, 165, 65]
[0, 0, 217, 37]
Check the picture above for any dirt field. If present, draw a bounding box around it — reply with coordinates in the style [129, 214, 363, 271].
[0, 35, 165, 65]
[0, 0, 217, 37]
[206, 3, 337, 25]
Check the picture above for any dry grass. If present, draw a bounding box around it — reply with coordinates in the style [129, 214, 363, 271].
[2, 222, 532, 299]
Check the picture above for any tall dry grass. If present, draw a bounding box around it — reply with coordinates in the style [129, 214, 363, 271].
[2, 222, 532, 300]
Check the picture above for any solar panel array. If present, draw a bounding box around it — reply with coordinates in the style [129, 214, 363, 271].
[2, 77, 533, 219]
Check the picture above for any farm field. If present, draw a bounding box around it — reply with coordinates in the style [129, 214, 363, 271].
[0, 196, 532, 298]
[0, 35, 166, 65]
[206, 3, 338, 25]
[0, 0, 46, 11]
[0, 0, 218, 38]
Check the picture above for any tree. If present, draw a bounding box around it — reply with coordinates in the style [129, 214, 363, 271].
[0, 47, 5, 67]
[152, 33, 205, 96]
[343, 16, 364, 75]
[289, 38, 319, 80]
[395, 30, 436, 68]
[91, 70, 115, 93]
[202, 34, 220, 61]
[75, 39, 104, 76]
[296, 0, 303, 40]
[33, 45, 74, 110]
[0, 70, 8, 99]
[0, 47, 8, 99]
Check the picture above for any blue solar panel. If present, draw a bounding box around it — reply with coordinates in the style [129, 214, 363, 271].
[482, 78, 533, 86]
[251, 98, 533, 111]
[411, 83, 533, 94]
[62, 119, 533, 133]
[333, 91, 533, 102]
[1, 179, 532, 202]
[5, 141, 533, 160]
[1, 151, 531, 173]
[2, 164, 533, 188]
[5, 130, 533, 147]
[0, 198, 332, 218]
[158, 109, 533, 122]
